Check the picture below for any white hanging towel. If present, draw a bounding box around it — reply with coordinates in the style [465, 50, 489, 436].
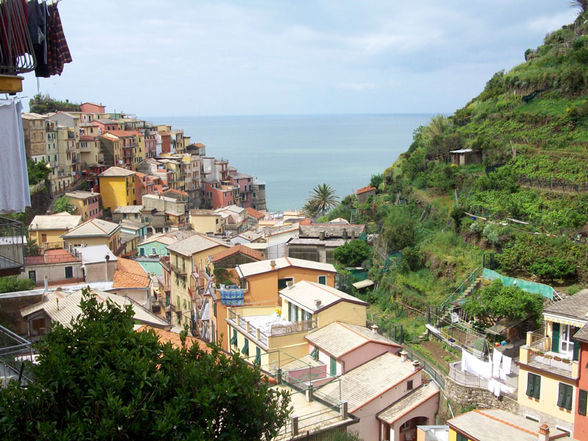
[487, 378, 495, 393]
[502, 355, 512, 375]
[493, 349, 502, 366]
[0, 99, 30, 213]
[499, 368, 507, 381]
[493, 380, 501, 397]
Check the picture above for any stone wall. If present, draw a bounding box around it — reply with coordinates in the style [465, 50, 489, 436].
[445, 376, 519, 413]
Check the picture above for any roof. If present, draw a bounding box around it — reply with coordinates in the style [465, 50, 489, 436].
[316, 352, 416, 412]
[288, 237, 347, 247]
[21, 289, 168, 328]
[450, 148, 474, 154]
[447, 409, 574, 441]
[352, 279, 374, 289]
[329, 217, 350, 224]
[190, 209, 218, 216]
[65, 190, 99, 200]
[280, 281, 367, 313]
[62, 219, 120, 239]
[120, 220, 146, 230]
[25, 249, 80, 265]
[99, 166, 136, 177]
[377, 382, 439, 424]
[299, 224, 365, 239]
[544, 289, 588, 322]
[73, 244, 117, 264]
[104, 130, 142, 138]
[237, 257, 336, 278]
[138, 231, 196, 247]
[136, 325, 210, 352]
[166, 233, 229, 257]
[246, 207, 265, 220]
[356, 186, 376, 195]
[29, 213, 81, 231]
[210, 244, 262, 263]
[306, 322, 400, 358]
[137, 261, 163, 276]
[113, 205, 144, 214]
[113, 258, 150, 289]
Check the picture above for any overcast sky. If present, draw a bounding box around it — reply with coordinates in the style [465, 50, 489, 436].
[21, 1, 579, 116]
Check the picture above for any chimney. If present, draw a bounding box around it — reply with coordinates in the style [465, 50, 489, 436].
[270, 260, 276, 270]
[314, 299, 322, 309]
[371, 324, 378, 334]
[400, 351, 407, 362]
[412, 360, 421, 371]
[319, 231, 325, 241]
[537, 424, 549, 441]
[342, 229, 348, 240]
[287, 280, 293, 288]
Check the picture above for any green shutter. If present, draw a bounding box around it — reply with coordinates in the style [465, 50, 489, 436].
[557, 383, 573, 410]
[230, 328, 237, 346]
[580, 390, 588, 416]
[526, 373, 541, 399]
[330, 356, 337, 376]
[574, 339, 580, 361]
[242, 338, 249, 356]
[552, 323, 560, 353]
[526, 374, 534, 397]
[255, 346, 261, 365]
[311, 347, 319, 360]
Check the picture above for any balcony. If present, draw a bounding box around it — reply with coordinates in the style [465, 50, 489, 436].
[227, 307, 317, 349]
[520, 331, 578, 379]
[0, 324, 34, 386]
[170, 263, 187, 276]
[0, 217, 25, 276]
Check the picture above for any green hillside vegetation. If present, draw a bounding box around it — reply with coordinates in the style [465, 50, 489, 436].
[327, 10, 588, 340]
[29, 94, 81, 114]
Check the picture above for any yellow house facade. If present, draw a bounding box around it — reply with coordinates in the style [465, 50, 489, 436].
[189, 209, 225, 234]
[166, 234, 229, 328]
[61, 218, 121, 253]
[517, 292, 587, 427]
[65, 190, 102, 220]
[98, 166, 136, 211]
[28, 213, 82, 250]
[225, 280, 367, 372]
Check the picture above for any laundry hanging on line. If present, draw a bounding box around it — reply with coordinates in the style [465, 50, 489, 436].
[0, 98, 30, 213]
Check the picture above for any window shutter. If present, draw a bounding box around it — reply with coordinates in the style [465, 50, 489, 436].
[526, 374, 535, 397]
[311, 347, 319, 360]
[255, 346, 261, 365]
[230, 328, 237, 346]
[552, 323, 560, 353]
[565, 385, 573, 410]
[242, 338, 249, 356]
[579, 390, 588, 416]
[534, 374, 541, 399]
[574, 340, 580, 361]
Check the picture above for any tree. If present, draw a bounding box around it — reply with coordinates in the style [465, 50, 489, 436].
[0, 276, 35, 294]
[304, 183, 339, 218]
[0, 289, 291, 440]
[53, 196, 76, 214]
[369, 174, 383, 190]
[462, 280, 544, 326]
[333, 239, 371, 267]
[382, 207, 416, 251]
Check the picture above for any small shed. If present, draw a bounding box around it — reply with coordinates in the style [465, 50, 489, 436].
[450, 149, 482, 166]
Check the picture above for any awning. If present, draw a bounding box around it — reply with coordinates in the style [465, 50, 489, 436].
[352, 279, 374, 289]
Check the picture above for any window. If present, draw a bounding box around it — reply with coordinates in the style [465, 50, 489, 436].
[242, 338, 249, 356]
[139, 248, 145, 256]
[456, 434, 469, 441]
[579, 389, 588, 416]
[526, 373, 541, 399]
[65, 266, 73, 279]
[330, 356, 337, 376]
[231, 328, 237, 347]
[28, 270, 36, 283]
[255, 346, 261, 365]
[318, 275, 327, 285]
[278, 277, 294, 290]
[41, 233, 47, 243]
[557, 383, 573, 410]
[311, 347, 319, 361]
[213, 302, 217, 317]
[407, 380, 413, 391]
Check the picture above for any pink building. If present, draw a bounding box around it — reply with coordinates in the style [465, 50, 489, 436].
[80, 102, 106, 114]
[203, 182, 237, 209]
[229, 171, 254, 208]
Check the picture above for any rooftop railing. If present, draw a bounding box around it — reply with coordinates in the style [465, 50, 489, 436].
[0, 217, 25, 276]
[0, 324, 34, 386]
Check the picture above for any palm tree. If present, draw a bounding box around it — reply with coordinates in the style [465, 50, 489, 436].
[304, 183, 339, 218]
[571, 0, 586, 12]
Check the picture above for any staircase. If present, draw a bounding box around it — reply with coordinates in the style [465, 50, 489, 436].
[434, 268, 483, 328]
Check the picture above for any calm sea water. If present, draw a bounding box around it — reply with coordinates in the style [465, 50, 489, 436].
[149, 114, 433, 212]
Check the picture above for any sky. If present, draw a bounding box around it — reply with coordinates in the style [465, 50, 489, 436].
[21, 0, 580, 116]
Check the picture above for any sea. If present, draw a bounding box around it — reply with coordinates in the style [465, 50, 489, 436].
[148, 114, 433, 212]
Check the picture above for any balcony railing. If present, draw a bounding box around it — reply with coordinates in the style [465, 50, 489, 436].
[0, 217, 25, 276]
[0, 324, 34, 386]
[522, 330, 578, 379]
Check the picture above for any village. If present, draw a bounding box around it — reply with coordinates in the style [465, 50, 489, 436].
[0, 103, 584, 440]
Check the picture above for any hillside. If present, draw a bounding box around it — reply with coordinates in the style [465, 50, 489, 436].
[327, 10, 588, 342]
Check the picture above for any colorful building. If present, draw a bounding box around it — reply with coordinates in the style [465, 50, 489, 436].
[98, 166, 136, 211]
[61, 218, 121, 253]
[517, 290, 587, 430]
[28, 213, 82, 251]
[65, 190, 102, 221]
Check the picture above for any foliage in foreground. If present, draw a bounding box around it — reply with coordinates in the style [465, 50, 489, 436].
[0, 289, 291, 440]
[333, 239, 371, 267]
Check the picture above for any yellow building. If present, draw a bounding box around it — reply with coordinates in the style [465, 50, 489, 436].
[447, 408, 574, 441]
[132, 131, 145, 166]
[517, 292, 587, 427]
[29, 213, 82, 251]
[65, 190, 102, 221]
[189, 209, 225, 234]
[98, 166, 136, 211]
[225, 280, 367, 371]
[166, 234, 230, 328]
[61, 218, 121, 253]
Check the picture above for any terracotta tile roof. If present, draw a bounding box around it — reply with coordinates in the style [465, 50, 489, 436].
[136, 325, 210, 352]
[25, 249, 80, 265]
[113, 258, 150, 289]
[99, 166, 135, 177]
[299, 218, 312, 225]
[245, 207, 265, 220]
[211, 244, 262, 263]
[356, 186, 376, 195]
[162, 188, 188, 197]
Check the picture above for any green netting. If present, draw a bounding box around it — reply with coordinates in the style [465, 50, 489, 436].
[482, 268, 554, 300]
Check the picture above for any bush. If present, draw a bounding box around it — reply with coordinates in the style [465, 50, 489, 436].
[383, 207, 417, 251]
[0, 276, 35, 294]
[333, 239, 371, 267]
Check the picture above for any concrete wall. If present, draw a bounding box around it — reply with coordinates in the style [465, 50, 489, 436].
[341, 342, 400, 374]
[21, 262, 83, 285]
[317, 301, 366, 328]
